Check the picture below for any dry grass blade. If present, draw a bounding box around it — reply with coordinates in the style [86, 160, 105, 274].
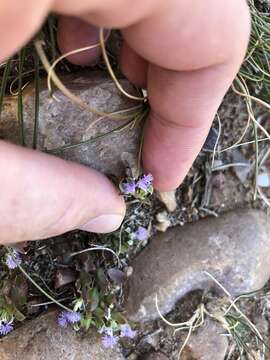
[47, 43, 101, 100]
[35, 40, 144, 120]
[99, 28, 146, 102]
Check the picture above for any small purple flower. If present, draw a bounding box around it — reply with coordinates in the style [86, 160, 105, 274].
[101, 327, 119, 348]
[58, 311, 81, 328]
[102, 333, 119, 348]
[122, 181, 136, 195]
[6, 250, 22, 269]
[135, 227, 149, 241]
[136, 174, 153, 192]
[0, 322, 13, 336]
[103, 326, 114, 336]
[58, 313, 68, 328]
[65, 311, 81, 324]
[120, 324, 137, 339]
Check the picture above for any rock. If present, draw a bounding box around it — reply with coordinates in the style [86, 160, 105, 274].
[156, 191, 177, 212]
[125, 209, 270, 322]
[155, 211, 171, 233]
[207, 172, 251, 213]
[108, 268, 127, 285]
[231, 149, 250, 184]
[142, 352, 169, 360]
[127, 353, 138, 360]
[0, 71, 141, 178]
[181, 321, 228, 360]
[0, 310, 124, 360]
[139, 329, 162, 351]
[54, 268, 76, 289]
[202, 128, 219, 152]
[258, 172, 270, 188]
[155, 221, 171, 233]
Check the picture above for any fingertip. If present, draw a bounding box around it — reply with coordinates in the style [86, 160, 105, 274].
[143, 163, 181, 192]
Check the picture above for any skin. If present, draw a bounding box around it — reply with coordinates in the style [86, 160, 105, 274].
[0, 0, 251, 243]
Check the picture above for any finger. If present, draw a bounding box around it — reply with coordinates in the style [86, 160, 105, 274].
[57, 16, 101, 66]
[0, 141, 125, 244]
[143, 63, 240, 191]
[119, 41, 148, 89]
[0, 0, 52, 61]
[122, 0, 251, 191]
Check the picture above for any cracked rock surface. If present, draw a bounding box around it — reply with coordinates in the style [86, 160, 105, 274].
[0, 71, 140, 178]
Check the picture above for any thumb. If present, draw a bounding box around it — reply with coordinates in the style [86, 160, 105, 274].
[0, 141, 125, 244]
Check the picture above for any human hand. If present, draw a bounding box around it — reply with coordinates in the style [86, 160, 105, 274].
[0, 0, 250, 243]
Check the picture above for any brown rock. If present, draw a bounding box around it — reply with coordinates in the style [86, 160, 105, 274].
[54, 268, 76, 289]
[181, 321, 228, 360]
[0, 310, 124, 360]
[202, 171, 250, 212]
[142, 352, 169, 360]
[125, 209, 270, 322]
[0, 71, 141, 178]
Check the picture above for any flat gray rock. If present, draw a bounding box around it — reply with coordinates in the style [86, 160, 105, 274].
[0, 310, 124, 360]
[125, 209, 270, 322]
[0, 71, 141, 178]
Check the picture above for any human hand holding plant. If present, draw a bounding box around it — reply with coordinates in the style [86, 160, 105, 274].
[0, 0, 250, 243]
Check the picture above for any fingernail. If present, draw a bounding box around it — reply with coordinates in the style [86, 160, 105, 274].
[79, 214, 123, 233]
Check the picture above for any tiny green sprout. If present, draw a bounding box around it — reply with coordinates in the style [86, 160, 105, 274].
[73, 298, 84, 312]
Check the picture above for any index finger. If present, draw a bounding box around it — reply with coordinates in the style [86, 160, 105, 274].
[132, 0, 251, 191]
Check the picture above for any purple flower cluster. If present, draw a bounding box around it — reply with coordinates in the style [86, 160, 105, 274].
[0, 322, 13, 336]
[58, 311, 81, 328]
[134, 227, 149, 241]
[122, 174, 153, 195]
[102, 327, 119, 349]
[136, 174, 153, 192]
[120, 324, 137, 339]
[6, 250, 22, 269]
[101, 324, 137, 349]
[122, 181, 136, 195]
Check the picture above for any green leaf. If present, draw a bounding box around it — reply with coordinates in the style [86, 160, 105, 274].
[88, 288, 100, 312]
[119, 243, 129, 254]
[81, 316, 93, 330]
[103, 293, 115, 306]
[111, 311, 126, 324]
[10, 275, 28, 308]
[93, 307, 105, 322]
[13, 307, 26, 322]
[96, 268, 107, 293]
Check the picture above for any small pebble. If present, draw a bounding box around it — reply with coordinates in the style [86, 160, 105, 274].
[156, 191, 177, 212]
[125, 266, 134, 278]
[203, 127, 218, 151]
[232, 149, 250, 183]
[108, 268, 126, 285]
[155, 212, 171, 232]
[54, 269, 76, 289]
[258, 172, 270, 188]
